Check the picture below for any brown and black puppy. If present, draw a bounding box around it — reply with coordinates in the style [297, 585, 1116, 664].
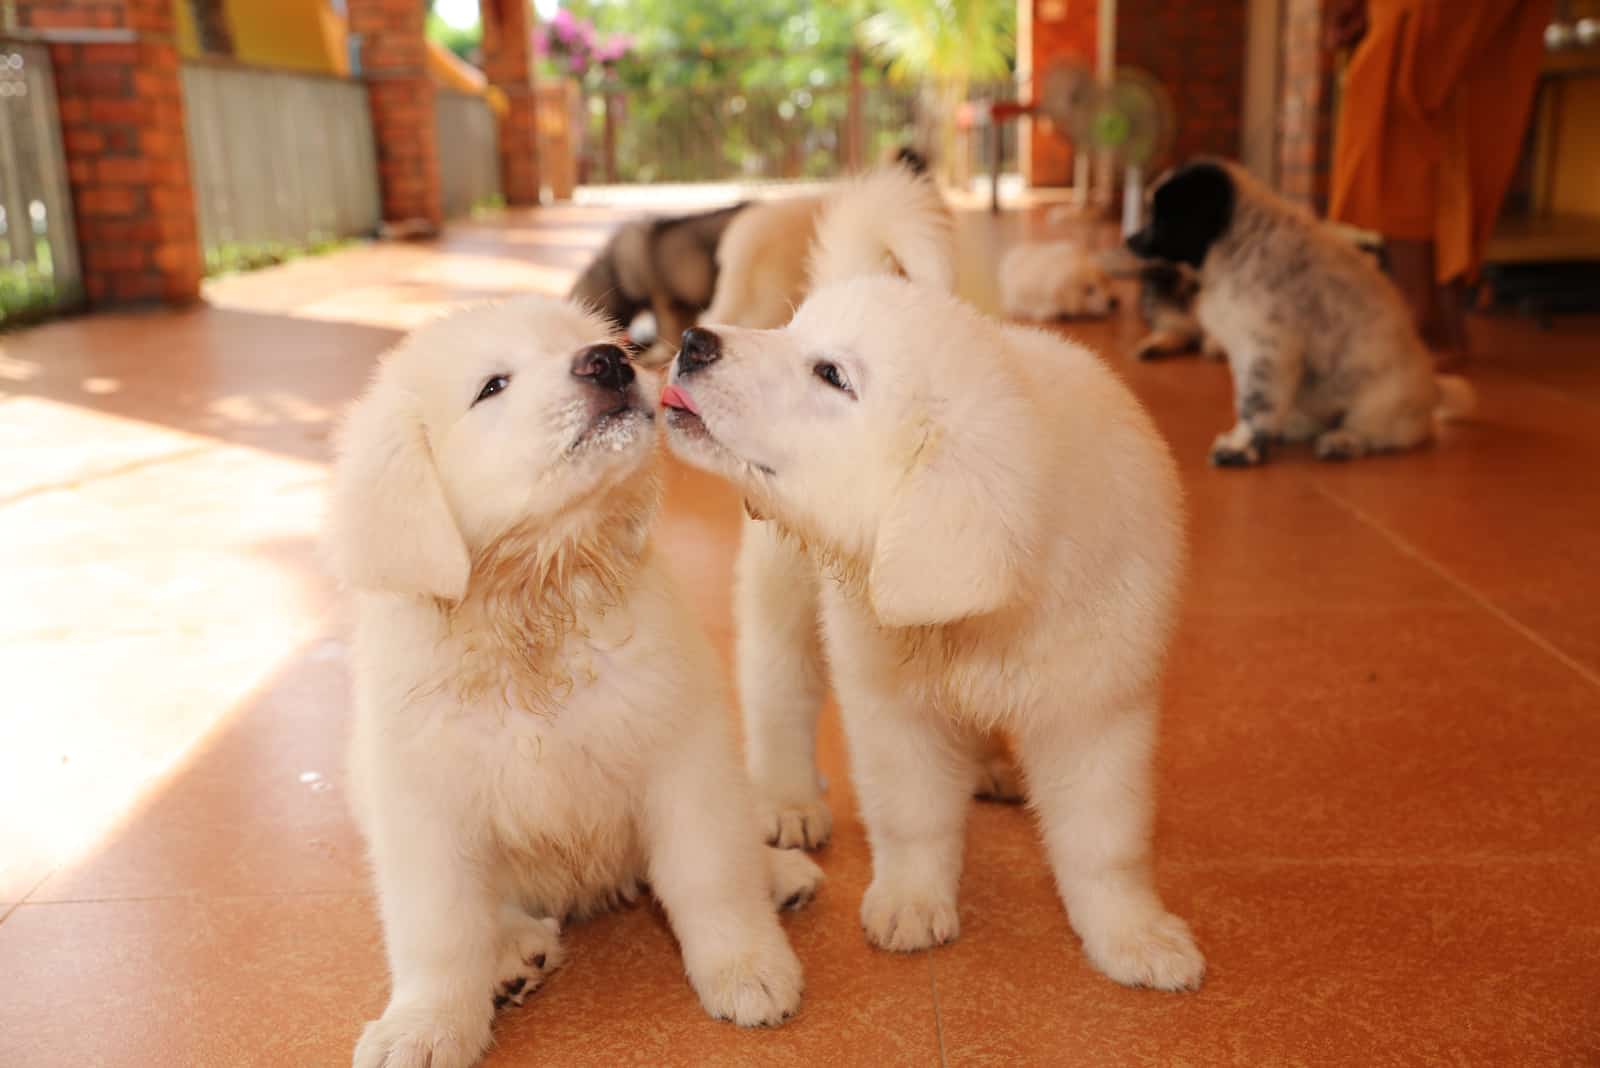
[1133, 261, 1223, 361]
[570, 203, 747, 350]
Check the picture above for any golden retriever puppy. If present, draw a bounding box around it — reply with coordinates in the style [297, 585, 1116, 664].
[660, 176, 1204, 991]
[999, 239, 1118, 320]
[327, 297, 820, 1068]
[1126, 159, 1474, 465]
[705, 166, 1013, 851]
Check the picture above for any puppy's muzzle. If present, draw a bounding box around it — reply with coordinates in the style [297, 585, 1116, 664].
[572, 343, 635, 393]
[677, 327, 721, 375]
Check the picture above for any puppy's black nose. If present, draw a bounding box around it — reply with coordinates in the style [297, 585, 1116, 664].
[678, 327, 721, 374]
[571, 343, 634, 391]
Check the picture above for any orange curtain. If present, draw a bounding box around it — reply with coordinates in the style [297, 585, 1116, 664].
[1329, 0, 1554, 282]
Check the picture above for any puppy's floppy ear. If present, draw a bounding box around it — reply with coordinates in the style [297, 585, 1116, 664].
[325, 374, 470, 601]
[868, 381, 1044, 627]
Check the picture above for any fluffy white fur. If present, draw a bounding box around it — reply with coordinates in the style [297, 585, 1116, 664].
[999, 240, 1116, 321]
[664, 181, 1204, 991]
[329, 297, 819, 1068]
[707, 168, 987, 851]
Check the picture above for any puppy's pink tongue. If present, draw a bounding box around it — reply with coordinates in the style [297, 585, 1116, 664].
[660, 384, 700, 416]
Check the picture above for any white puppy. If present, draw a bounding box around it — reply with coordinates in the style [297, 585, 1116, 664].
[327, 297, 820, 1068]
[1000, 239, 1118, 321]
[661, 181, 1204, 991]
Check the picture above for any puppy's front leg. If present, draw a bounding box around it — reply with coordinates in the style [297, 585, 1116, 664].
[644, 722, 809, 1027]
[736, 516, 832, 849]
[831, 655, 973, 951]
[1018, 701, 1204, 992]
[1210, 345, 1303, 467]
[354, 818, 507, 1068]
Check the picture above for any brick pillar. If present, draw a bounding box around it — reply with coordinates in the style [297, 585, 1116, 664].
[348, 0, 442, 232]
[1023, 0, 1097, 188]
[1117, 0, 1247, 163]
[17, 0, 202, 305]
[1279, 0, 1338, 211]
[480, 0, 541, 206]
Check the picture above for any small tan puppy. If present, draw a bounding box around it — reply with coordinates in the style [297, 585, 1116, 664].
[328, 297, 819, 1068]
[999, 239, 1118, 321]
[661, 170, 1204, 991]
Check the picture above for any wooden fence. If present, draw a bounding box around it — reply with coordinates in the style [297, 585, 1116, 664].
[435, 89, 501, 218]
[180, 59, 381, 271]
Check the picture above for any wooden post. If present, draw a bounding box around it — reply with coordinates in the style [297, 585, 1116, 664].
[846, 47, 863, 172]
[603, 88, 617, 184]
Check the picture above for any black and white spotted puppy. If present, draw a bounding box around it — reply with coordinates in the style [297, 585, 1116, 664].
[1133, 261, 1224, 362]
[1127, 159, 1473, 465]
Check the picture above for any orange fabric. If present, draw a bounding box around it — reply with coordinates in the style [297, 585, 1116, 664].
[1329, 0, 1553, 282]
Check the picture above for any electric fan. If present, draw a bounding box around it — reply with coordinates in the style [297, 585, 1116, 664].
[1037, 61, 1174, 235]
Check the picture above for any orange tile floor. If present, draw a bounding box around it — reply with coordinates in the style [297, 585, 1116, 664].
[2, 200, 1598, 1067]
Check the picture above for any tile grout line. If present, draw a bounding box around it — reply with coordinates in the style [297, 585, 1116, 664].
[0, 444, 214, 510]
[928, 955, 948, 1068]
[0, 870, 58, 928]
[1313, 484, 1600, 695]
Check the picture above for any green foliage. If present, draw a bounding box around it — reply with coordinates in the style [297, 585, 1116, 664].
[203, 235, 357, 279]
[554, 0, 1015, 183]
[427, 11, 482, 62]
[862, 0, 1015, 89]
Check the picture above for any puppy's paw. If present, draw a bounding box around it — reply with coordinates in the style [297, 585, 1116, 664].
[1209, 427, 1265, 467]
[493, 916, 564, 1010]
[973, 754, 1026, 804]
[1082, 911, 1205, 992]
[689, 932, 804, 1027]
[759, 794, 833, 851]
[766, 846, 823, 911]
[860, 880, 960, 952]
[353, 1003, 491, 1068]
[1313, 430, 1366, 462]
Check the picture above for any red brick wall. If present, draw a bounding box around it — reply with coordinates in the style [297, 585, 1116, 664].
[1026, 0, 1247, 187]
[20, 1, 202, 305]
[480, 0, 541, 206]
[349, 0, 443, 228]
[1278, 0, 1336, 210]
[1117, 0, 1247, 166]
[1025, 0, 1097, 187]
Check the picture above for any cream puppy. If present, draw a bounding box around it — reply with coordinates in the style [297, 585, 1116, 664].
[661, 183, 1204, 991]
[328, 297, 819, 1068]
[1000, 239, 1118, 321]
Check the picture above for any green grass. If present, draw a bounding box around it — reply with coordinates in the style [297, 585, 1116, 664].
[0, 239, 72, 327]
[203, 233, 358, 279]
[470, 193, 507, 218]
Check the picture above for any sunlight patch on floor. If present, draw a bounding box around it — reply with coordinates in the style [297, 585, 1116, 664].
[0, 398, 333, 897]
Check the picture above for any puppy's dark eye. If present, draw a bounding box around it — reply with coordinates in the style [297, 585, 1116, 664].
[474, 374, 510, 406]
[813, 361, 852, 395]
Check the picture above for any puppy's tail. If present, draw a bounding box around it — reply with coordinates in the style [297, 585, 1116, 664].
[808, 166, 955, 294]
[1433, 374, 1476, 421]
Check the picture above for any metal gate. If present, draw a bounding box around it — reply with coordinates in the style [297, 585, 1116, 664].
[0, 39, 79, 323]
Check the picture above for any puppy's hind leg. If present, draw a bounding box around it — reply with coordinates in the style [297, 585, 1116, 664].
[737, 517, 832, 849]
[1017, 699, 1204, 992]
[970, 728, 1025, 803]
